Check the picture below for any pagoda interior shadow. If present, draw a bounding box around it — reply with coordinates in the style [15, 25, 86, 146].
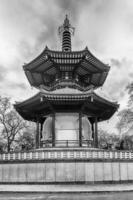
[0, 16, 132, 187]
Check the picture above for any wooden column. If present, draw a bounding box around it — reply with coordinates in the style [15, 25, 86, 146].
[36, 120, 40, 149]
[89, 119, 94, 147]
[40, 122, 43, 140]
[52, 113, 55, 147]
[38, 123, 41, 148]
[94, 117, 98, 148]
[79, 112, 82, 147]
[90, 121, 94, 138]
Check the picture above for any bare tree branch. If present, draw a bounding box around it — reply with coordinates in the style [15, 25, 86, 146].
[0, 96, 27, 152]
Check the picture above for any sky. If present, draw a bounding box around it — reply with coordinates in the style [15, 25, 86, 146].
[0, 0, 133, 133]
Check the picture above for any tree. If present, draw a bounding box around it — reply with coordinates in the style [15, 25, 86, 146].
[116, 109, 133, 136]
[16, 125, 35, 151]
[116, 82, 133, 148]
[0, 96, 27, 152]
[116, 82, 133, 135]
[0, 135, 5, 153]
[98, 129, 119, 149]
[98, 129, 108, 148]
[127, 82, 133, 108]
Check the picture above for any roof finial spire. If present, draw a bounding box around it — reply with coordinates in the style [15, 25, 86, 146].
[64, 14, 70, 28]
[58, 15, 75, 52]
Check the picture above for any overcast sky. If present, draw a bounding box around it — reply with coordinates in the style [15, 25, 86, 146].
[0, 0, 133, 132]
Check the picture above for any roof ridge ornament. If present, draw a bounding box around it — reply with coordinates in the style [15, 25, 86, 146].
[85, 46, 88, 51]
[45, 45, 49, 50]
[58, 15, 75, 52]
[64, 14, 70, 29]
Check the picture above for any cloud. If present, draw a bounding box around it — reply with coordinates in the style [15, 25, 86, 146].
[0, 0, 133, 133]
[56, 0, 91, 21]
[0, 65, 7, 81]
[110, 59, 122, 69]
[98, 58, 133, 109]
[74, 0, 133, 59]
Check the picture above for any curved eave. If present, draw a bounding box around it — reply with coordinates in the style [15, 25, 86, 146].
[14, 92, 48, 121]
[14, 91, 119, 122]
[23, 47, 49, 71]
[23, 47, 110, 90]
[14, 91, 118, 107]
[93, 93, 119, 108]
[23, 47, 110, 72]
[93, 93, 119, 121]
[23, 47, 86, 71]
[85, 49, 110, 71]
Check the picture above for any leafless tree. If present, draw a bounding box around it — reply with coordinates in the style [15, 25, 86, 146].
[0, 96, 27, 152]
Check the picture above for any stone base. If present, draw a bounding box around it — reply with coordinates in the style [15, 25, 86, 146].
[0, 161, 132, 183]
[0, 148, 133, 185]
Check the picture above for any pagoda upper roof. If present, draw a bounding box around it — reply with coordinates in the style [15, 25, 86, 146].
[14, 90, 119, 122]
[23, 47, 110, 91]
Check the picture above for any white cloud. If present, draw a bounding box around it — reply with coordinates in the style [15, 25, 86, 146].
[0, 0, 133, 133]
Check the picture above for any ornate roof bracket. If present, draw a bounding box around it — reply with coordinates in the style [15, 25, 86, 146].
[40, 93, 55, 113]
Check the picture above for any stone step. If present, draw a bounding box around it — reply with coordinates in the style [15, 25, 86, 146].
[0, 184, 133, 193]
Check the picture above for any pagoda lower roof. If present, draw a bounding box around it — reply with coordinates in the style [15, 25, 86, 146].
[14, 91, 119, 122]
[23, 47, 110, 91]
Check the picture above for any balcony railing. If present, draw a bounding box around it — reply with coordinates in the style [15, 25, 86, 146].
[42, 79, 92, 92]
[42, 140, 93, 147]
[0, 148, 133, 162]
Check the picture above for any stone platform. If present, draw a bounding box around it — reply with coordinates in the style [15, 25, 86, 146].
[0, 148, 133, 185]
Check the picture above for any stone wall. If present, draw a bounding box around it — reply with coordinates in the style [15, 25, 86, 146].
[0, 161, 133, 183]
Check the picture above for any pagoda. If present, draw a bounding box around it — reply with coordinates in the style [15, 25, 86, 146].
[2, 16, 133, 189]
[15, 15, 119, 149]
